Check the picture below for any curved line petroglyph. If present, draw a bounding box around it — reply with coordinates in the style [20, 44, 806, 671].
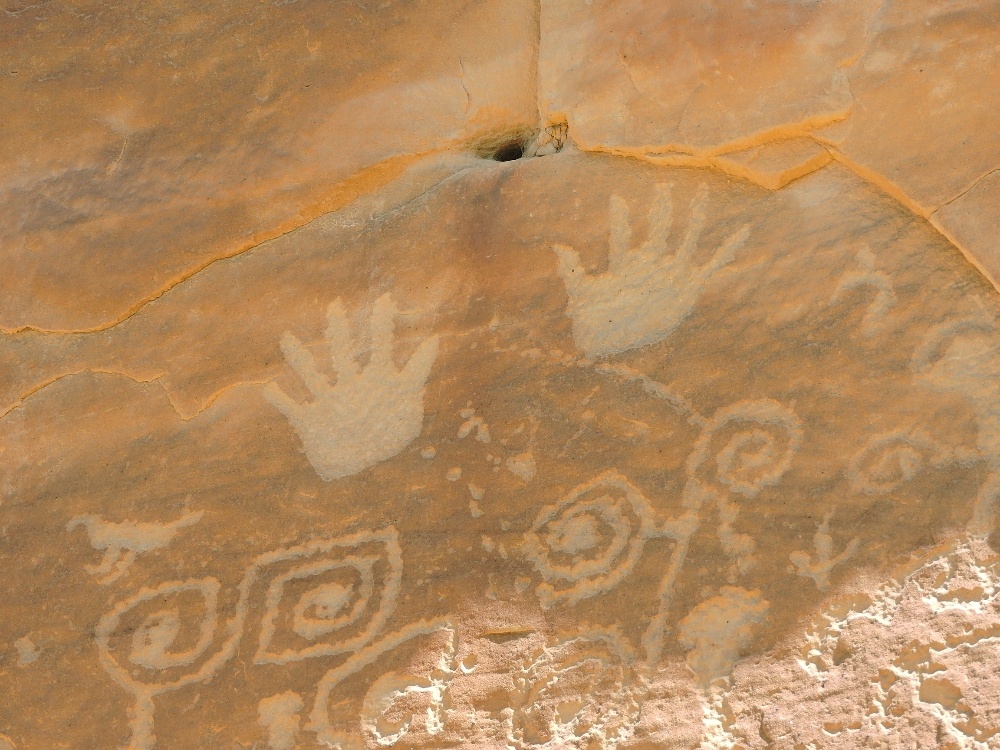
[518, 398, 803, 670]
[95, 527, 402, 750]
[913, 319, 1000, 533]
[829, 244, 896, 338]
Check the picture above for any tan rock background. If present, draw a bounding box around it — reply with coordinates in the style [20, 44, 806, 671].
[3, 2, 1000, 749]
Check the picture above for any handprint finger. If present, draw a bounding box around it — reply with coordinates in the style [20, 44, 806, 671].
[702, 224, 750, 276]
[401, 334, 440, 388]
[642, 183, 674, 256]
[553, 244, 586, 295]
[325, 299, 360, 381]
[607, 195, 633, 273]
[262, 382, 305, 422]
[279, 332, 331, 397]
[367, 293, 398, 373]
[674, 185, 709, 266]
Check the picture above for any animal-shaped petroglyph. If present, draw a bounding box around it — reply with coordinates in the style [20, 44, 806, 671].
[790, 510, 860, 592]
[553, 183, 750, 358]
[264, 294, 439, 481]
[829, 244, 896, 337]
[67, 510, 204, 585]
[95, 528, 403, 750]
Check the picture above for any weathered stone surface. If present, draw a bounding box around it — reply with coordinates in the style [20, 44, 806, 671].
[4, 3, 1000, 750]
[0, 0, 537, 332]
[540, 0, 870, 152]
[539, 0, 1000, 287]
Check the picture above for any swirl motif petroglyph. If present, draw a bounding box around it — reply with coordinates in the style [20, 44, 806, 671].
[847, 430, 958, 497]
[96, 528, 402, 750]
[553, 183, 750, 358]
[687, 398, 803, 500]
[523, 471, 663, 608]
[684, 398, 803, 577]
[519, 398, 802, 670]
[264, 294, 439, 481]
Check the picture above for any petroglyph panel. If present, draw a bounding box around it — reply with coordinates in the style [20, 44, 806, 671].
[6, 4, 1000, 747]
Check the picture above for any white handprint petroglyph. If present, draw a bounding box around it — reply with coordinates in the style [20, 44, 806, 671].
[554, 183, 750, 358]
[264, 294, 439, 481]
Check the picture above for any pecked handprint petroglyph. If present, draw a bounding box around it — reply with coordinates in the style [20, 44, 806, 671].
[67, 510, 204, 585]
[264, 294, 439, 481]
[553, 183, 750, 358]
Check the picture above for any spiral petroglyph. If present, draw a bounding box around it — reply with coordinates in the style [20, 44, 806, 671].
[687, 399, 803, 499]
[522, 471, 662, 608]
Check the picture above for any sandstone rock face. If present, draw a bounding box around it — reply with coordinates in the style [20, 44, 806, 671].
[4, 3, 1000, 750]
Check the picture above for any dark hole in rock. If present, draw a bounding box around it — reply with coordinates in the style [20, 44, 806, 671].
[492, 141, 524, 162]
